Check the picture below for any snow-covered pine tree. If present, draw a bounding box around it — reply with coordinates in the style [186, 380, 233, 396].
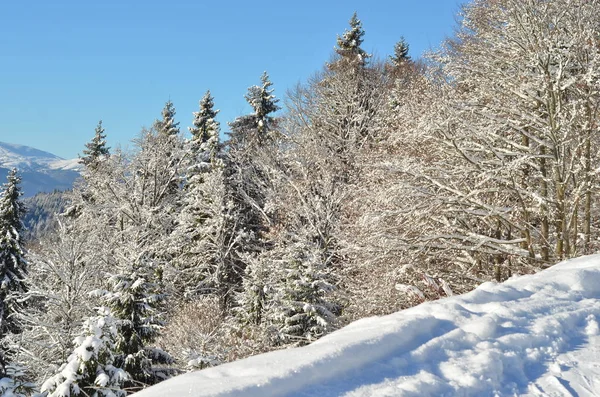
[259, 230, 338, 346]
[273, 242, 337, 345]
[229, 72, 280, 146]
[40, 308, 128, 397]
[227, 71, 280, 214]
[0, 363, 36, 397]
[101, 254, 174, 391]
[389, 37, 410, 68]
[80, 120, 110, 169]
[156, 100, 180, 138]
[244, 72, 280, 136]
[315, 13, 386, 162]
[189, 90, 219, 163]
[225, 73, 281, 309]
[173, 92, 239, 305]
[0, 168, 27, 343]
[152, 101, 183, 197]
[335, 12, 370, 66]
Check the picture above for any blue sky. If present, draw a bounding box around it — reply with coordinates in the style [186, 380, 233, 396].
[0, 0, 466, 159]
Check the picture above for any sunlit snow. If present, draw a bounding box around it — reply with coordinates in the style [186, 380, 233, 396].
[136, 255, 600, 397]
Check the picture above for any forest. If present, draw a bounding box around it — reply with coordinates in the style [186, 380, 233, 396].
[1, 0, 599, 395]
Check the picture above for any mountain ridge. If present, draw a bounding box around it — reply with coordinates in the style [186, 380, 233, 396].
[0, 141, 82, 197]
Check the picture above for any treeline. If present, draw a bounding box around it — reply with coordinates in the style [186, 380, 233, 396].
[22, 191, 69, 241]
[1, 0, 599, 395]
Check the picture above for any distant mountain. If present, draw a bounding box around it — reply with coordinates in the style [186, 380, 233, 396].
[0, 141, 82, 197]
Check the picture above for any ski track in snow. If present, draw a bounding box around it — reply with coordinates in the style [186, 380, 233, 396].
[137, 255, 600, 397]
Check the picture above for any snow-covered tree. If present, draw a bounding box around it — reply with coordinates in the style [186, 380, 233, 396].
[347, 0, 600, 307]
[189, 90, 219, 163]
[40, 308, 128, 397]
[389, 37, 410, 68]
[265, 232, 338, 345]
[0, 363, 36, 397]
[156, 100, 180, 138]
[15, 218, 104, 382]
[335, 12, 370, 65]
[173, 94, 239, 305]
[409, 0, 600, 269]
[0, 169, 27, 338]
[100, 255, 173, 391]
[224, 73, 281, 307]
[80, 121, 110, 169]
[229, 72, 280, 143]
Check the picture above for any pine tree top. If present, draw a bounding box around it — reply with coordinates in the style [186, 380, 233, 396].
[244, 71, 280, 135]
[0, 168, 25, 236]
[335, 12, 370, 64]
[80, 120, 110, 167]
[229, 72, 281, 145]
[390, 38, 410, 67]
[157, 100, 180, 137]
[245, 72, 280, 121]
[190, 90, 220, 143]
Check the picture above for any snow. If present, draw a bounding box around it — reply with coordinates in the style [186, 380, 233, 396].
[0, 141, 82, 196]
[0, 141, 81, 172]
[136, 255, 600, 397]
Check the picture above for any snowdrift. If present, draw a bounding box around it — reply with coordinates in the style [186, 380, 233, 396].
[138, 255, 600, 396]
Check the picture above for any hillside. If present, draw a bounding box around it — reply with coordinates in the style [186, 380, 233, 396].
[0, 141, 81, 197]
[136, 255, 600, 397]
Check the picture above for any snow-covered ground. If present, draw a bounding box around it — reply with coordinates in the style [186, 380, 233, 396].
[138, 255, 600, 397]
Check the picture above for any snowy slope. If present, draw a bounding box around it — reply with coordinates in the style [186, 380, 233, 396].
[137, 255, 600, 397]
[0, 141, 81, 196]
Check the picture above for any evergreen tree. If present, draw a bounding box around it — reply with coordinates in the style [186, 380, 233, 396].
[225, 73, 281, 308]
[335, 12, 370, 65]
[80, 121, 110, 168]
[173, 94, 235, 304]
[156, 100, 180, 137]
[244, 72, 280, 135]
[270, 235, 338, 345]
[228, 72, 280, 145]
[102, 257, 173, 391]
[390, 37, 410, 67]
[0, 169, 27, 337]
[40, 308, 128, 397]
[153, 101, 183, 196]
[0, 363, 36, 397]
[189, 91, 219, 149]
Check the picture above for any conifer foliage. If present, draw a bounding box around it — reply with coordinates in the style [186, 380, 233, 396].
[229, 71, 280, 143]
[189, 90, 219, 156]
[80, 121, 110, 168]
[156, 100, 180, 137]
[228, 73, 280, 316]
[174, 92, 231, 302]
[40, 309, 128, 397]
[101, 258, 173, 391]
[0, 168, 27, 337]
[335, 12, 370, 64]
[390, 37, 410, 67]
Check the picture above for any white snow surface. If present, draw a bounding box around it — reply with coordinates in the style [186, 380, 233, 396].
[138, 255, 600, 397]
[0, 141, 81, 172]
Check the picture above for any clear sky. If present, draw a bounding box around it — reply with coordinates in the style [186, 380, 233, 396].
[0, 0, 466, 159]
